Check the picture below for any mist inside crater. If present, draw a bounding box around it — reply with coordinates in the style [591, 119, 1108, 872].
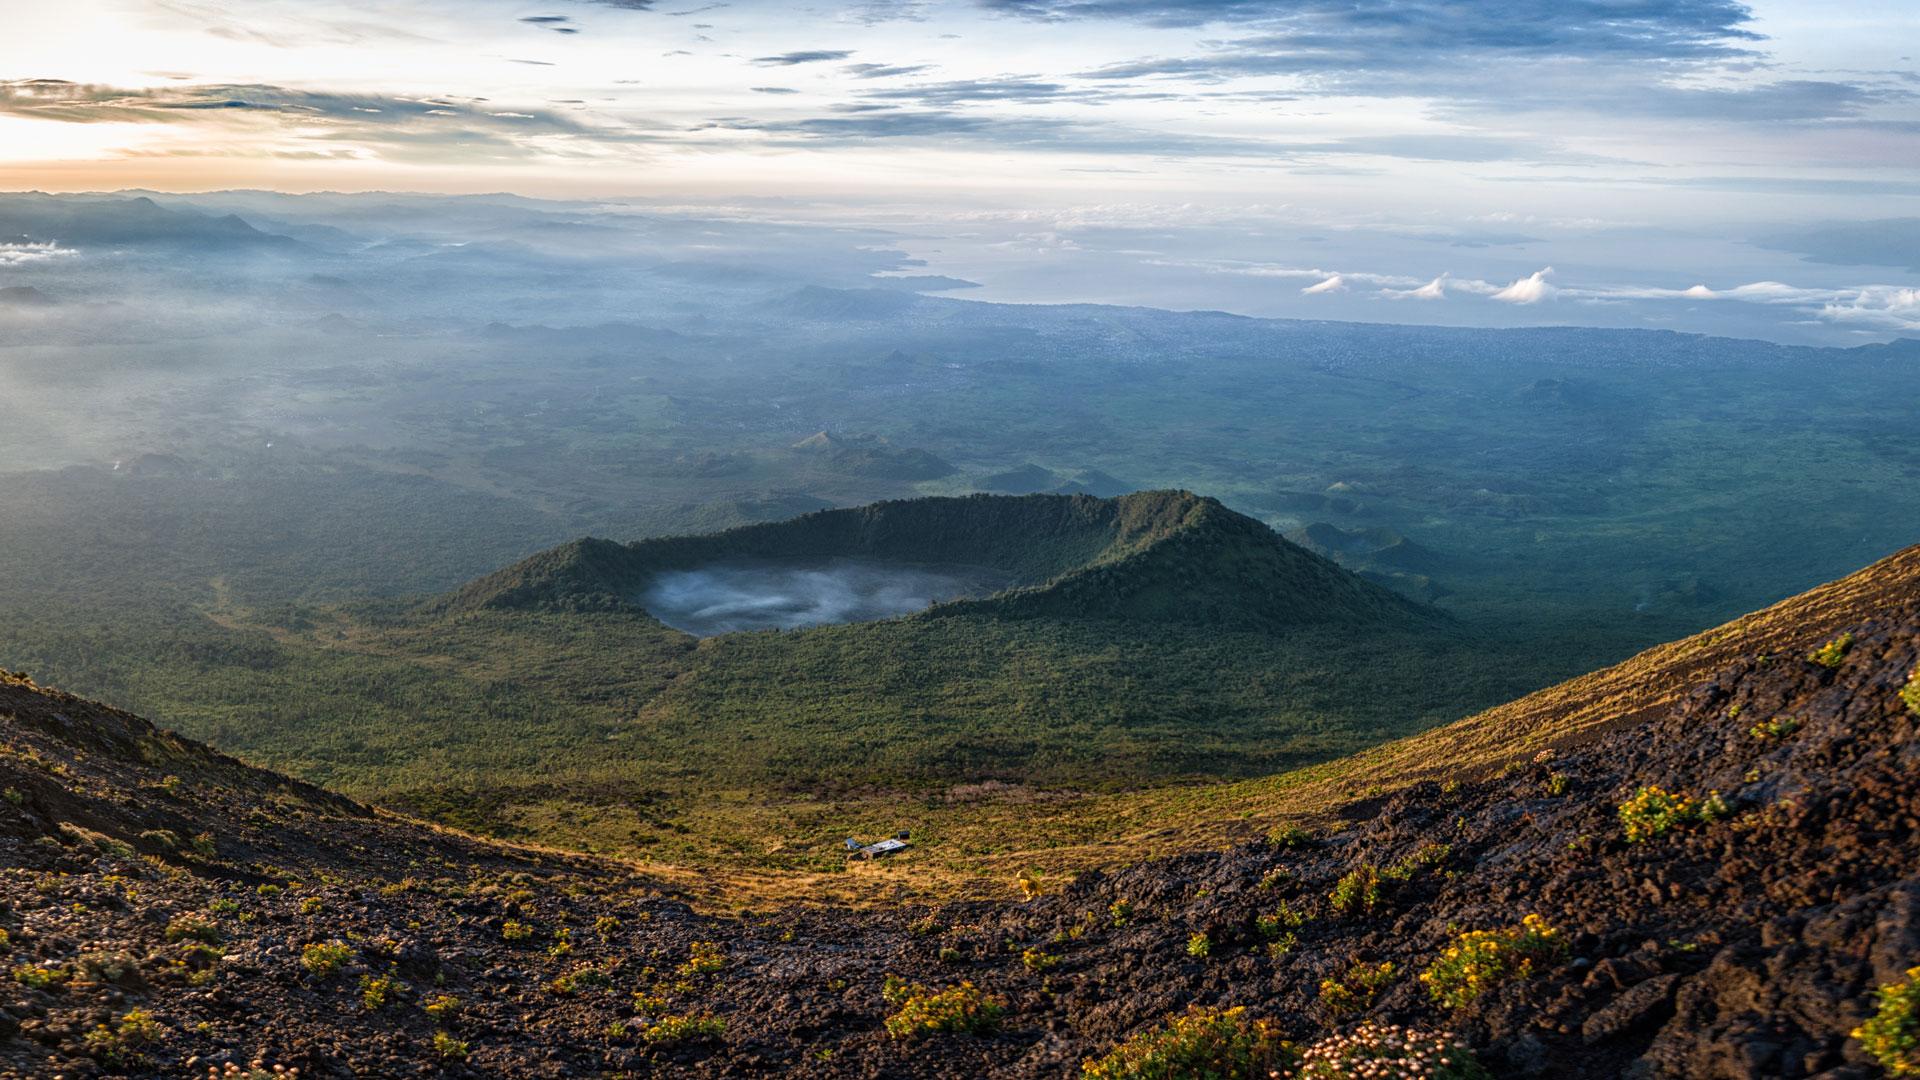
[640, 557, 1016, 637]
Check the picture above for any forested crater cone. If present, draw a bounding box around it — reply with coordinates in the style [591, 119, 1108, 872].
[438, 489, 1439, 631]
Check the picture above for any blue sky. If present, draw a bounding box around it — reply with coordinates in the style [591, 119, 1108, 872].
[0, 0, 1917, 340]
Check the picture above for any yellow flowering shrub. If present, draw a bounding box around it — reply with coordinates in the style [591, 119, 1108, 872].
[1082, 1006, 1290, 1080]
[1853, 966, 1920, 1077]
[1419, 915, 1567, 1009]
[1617, 785, 1729, 843]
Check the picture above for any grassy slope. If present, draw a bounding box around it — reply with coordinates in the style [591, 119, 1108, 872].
[365, 541, 1920, 909]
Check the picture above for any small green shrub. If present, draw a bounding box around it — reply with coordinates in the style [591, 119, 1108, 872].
[12, 964, 71, 990]
[681, 940, 726, 975]
[1617, 785, 1729, 842]
[432, 1031, 470, 1060]
[501, 920, 534, 942]
[1319, 961, 1397, 1018]
[644, 1013, 727, 1046]
[1329, 866, 1386, 916]
[1293, 1022, 1490, 1079]
[423, 994, 461, 1021]
[1902, 666, 1920, 716]
[82, 1007, 165, 1065]
[1267, 824, 1312, 848]
[1186, 932, 1211, 959]
[1081, 1006, 1290, 1080]
[1853, 966, 1920, 1077]
[1022, 948, 1060, 972]
[1017, 869, 1045, 901]
[1109, 899, 1134, 926]
[360, 970, 408, 1010]
[137, 829, 179, 851]
[1809, 632, 1854, 668]
[1748, 716, 1801, 741]
[165, 915, 221, 944]
[882, 979, 1004, 1038]
[1419, 914, 1568, 1009]
[1255, 902, 1307, 940]
[301, 941, 353, 978]
[550, 965, 613, 995]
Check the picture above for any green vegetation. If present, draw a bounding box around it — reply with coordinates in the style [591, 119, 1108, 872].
[1902, 666, 1920, 716]
[165, 915, 221, 944]
[359, 970, 408, 1010]
[1256, 902, 1309, 952]
[643, 1014, 727, 1046]
[1021, 948, 1060, 972]
[1328, 846, 1450, 918]
[1809, 632, 1855, 668]
[82, 1008, 165, 1066]
[1617, 786, 1731, 843]
[300, 942, 353, 978]
[1080, 1006, 1289, 1080]
[681, 941, 726, 975]
[1748, 716, 1801, 741]
[1294, 1023, 1490, 1079]
[1185, 932, 1211, 959]
[1329, 866, 1387, 917]
[882, 979, 1005, 1039]
[1854, 967, 1920, 1077]
[1419, 915, 1568, 1009]
[432, 1032, 470, 1061]
[12, 964, 71, 990]
[1267, 824, 1312, 848]
[1319, 961, 1398, 1018]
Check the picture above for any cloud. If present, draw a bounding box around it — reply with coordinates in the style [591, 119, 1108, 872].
[858, 76, 1072, 105]
[1074, 0, 1761, 78]
[520, 15, 579, 33]
[844, 63, 936, 79]
[1491, 267, 1556, 304]
[0, 79, 636, 164]
[0, 241, 78, 266]
[701, 109, 1294, 156]
[1301, 274, 1345, 294]
[752, 50, 856, 66]
[1819, 286, 1920, 332]
[751, 86, 800, 94]
[1383, 273, 1449, 300]
[977, 0, 1335, 27]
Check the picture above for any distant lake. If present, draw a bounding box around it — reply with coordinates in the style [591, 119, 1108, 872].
[640, 557, 1015, 637]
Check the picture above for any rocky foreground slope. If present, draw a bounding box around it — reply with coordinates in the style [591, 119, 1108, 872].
[3, 551, 1919, 1078]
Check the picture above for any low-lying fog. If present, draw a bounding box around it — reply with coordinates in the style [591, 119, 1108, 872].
[641, 558, 1014, 636]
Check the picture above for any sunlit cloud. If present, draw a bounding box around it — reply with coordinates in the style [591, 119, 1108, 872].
[0, 241, 79, 266]
[1492, 267, 1555, 304]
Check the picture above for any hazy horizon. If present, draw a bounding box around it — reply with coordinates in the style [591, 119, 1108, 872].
[2, 0, 1916, 343]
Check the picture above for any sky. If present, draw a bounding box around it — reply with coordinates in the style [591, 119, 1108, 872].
[1, 0, 1918, 341]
